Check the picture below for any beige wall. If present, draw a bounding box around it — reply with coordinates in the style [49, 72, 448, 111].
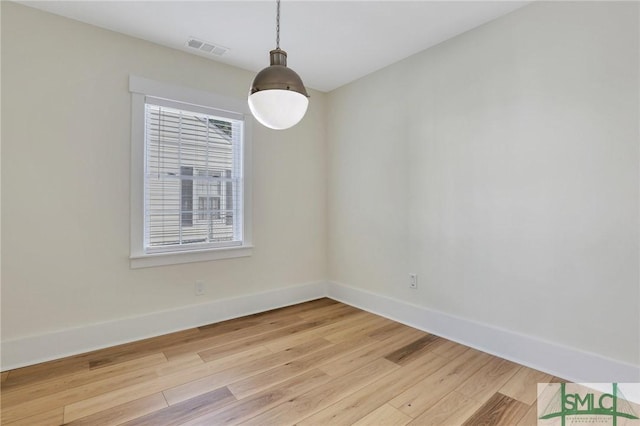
[1, 2, 326, 340]
[2, 0, 638, 370]
[327, 1, 639, 365]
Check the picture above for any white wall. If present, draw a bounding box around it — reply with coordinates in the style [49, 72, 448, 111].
[1, 2, 326, 341]
[2, 0, 638, 377]
[327, 1, 639, 367]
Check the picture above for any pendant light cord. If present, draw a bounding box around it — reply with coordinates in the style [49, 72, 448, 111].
[276, 0, 280, 49]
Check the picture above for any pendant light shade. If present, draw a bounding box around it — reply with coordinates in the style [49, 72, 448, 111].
[248, 1, 309, 130]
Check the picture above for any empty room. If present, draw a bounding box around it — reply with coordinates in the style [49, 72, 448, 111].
[1, 0, 639, 425]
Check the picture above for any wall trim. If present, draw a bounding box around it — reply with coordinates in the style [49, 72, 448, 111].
[326, 281, 640, 383]
[1, 281, 327, 371]
[4, 279, 637, 383]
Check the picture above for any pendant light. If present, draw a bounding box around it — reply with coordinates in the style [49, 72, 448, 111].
[248, 0, 309, 130]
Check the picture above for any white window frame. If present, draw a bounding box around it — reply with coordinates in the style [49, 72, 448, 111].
[129, 75, 253, 268]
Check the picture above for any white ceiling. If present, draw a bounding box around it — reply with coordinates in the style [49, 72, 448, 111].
[18, 1, 530, 92]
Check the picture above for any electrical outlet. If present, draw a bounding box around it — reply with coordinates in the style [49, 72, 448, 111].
[409, 273, 418, 289]
[195, 280, 205, 296]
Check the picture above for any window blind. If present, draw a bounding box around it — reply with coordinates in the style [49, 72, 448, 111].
[144, 97, 244, 253]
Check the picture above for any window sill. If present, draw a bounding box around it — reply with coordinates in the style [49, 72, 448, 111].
[130, 245, 253, 269]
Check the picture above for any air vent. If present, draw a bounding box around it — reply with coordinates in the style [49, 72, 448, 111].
[186, 37, 229, 56]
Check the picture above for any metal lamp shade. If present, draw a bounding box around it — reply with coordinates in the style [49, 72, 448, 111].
[248, 49, 309, 130]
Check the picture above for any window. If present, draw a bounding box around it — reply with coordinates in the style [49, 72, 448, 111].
[198, 196, 220, 220]
[180, 166, 194, 228]
[145, 100, 243, 249]
[130, 76, 252, 268]
[196, 170, 222, 220]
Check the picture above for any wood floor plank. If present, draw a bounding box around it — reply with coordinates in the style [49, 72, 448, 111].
[2, 407, 63, 426]
[163, 314, 305, 360]
[195, 335, 277, 363]
[1, 353, 167, 408]
[3, 328, 201, 396]
[295, 300, 360, 320]
[268, 298, 340, 317]
[293, 304, 363, 326]
[352, 403, 412, 426]
[1, 372, 9, 383]
[192, 299, 335, 338]
[86, 328, 203, 370]
[194, 301, 327, 334]
[164, 338, 333, 405]
[227, 335, 376, 399]
[367, 322, 414, 341]
[66, 393, 168, 425]
[60, 354, 212, 423]
[297, 350, 451, 426]
[389, 348, 493, 418]
[195, 319, 339, 363]
[193, 300, 341, 338]
[239, 358, 399, 426]
[298, 350, 451, 426]
[384, 334, 442, 366]
[323, 314, 395, 343]
[250, 299, 344, 322]
[180, 369, 332, 426]
[1, 354, 197, 424]
[263, 311, 371, 352]
[455, 356, 521, 404]
[195, 317, 264, 335]
[120, 387, 235, 426]
[515, 401, 539, 426]
[1, 358, 90, 393]
[407, 390, 483, 426]
[195, 345, 273, 378]
[499, 366, 553, 405]
[2, 327, 198, 391]
[318, 327, 427, 378]
[142, 352, 204, 377]
[429, 339, 470, 360]
[462, 392, 530, 425]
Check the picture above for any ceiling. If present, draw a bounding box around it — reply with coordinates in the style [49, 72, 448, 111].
[18, 1, 530, 92]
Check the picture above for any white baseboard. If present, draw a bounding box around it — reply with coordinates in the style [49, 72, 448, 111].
[326, 281, 640, 383]
[4, 279, 638, 383]
[1, 281, 327, 371]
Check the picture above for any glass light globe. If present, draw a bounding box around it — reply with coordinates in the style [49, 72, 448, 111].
[249, 48, 309, 131]
[248, 89, 309, 130]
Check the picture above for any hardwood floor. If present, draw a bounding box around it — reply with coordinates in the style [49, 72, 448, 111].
[0, 298, 560, 425]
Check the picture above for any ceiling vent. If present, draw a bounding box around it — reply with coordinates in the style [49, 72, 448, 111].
[186, 37, 229, 56]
